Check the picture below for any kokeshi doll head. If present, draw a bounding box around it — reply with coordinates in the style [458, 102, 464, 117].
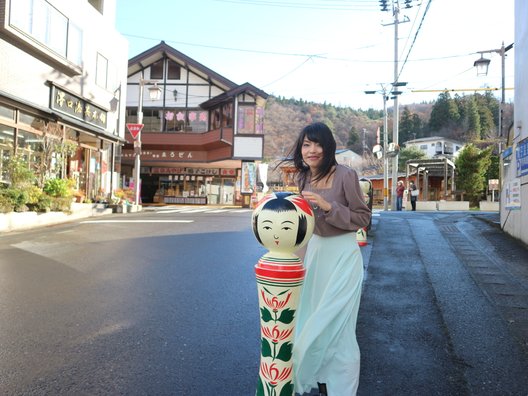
[252, 192, 314, 256]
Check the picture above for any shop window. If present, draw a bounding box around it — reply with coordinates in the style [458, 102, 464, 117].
[164, 110, 185, 132]
[0, 126, 15, 183]
[143, 109, 162, 131]
[150, 60, 164, 80]
[188, 111, 208, 132]
[16, 130, 43, 174]
[19, 112, 46, 130]
[167, 60, 181, 80]
[0, 105, 15, 121]
[237, 105, 255, 134]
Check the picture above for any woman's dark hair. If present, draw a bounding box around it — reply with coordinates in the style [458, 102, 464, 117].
[291, 122, 337, 192]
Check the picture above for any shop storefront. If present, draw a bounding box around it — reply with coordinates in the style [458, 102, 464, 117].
[0, 92, 122, 202]
[123, 41, 268, 207]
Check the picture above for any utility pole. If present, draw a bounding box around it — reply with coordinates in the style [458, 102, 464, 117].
[380, 0, 411, 209]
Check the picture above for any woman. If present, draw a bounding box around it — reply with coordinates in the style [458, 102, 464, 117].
[290, 122, 371, 395]
[409, 181, 418, 211]
[396, 180, 405, 211]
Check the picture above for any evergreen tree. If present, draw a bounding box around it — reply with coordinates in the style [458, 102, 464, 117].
[411, 113, 423, 139]
[455, 144, 492, 206]
[398, 146, 427, 172]
[429, 92, 460, 133]
[399, 107, 414, 144]
[466, 96, 481, 140]
[347, 126, 360, 148]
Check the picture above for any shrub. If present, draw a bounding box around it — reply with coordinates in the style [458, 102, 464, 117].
[49, 196, 72, 213]
[0, 187, 28, 212]
[43, 178, 72, 198]
[36, 194, 53, 212]
[0, 191, 14, 213]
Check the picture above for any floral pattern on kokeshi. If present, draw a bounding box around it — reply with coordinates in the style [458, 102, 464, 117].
[252, 192, 314, 396]
[255, 256, 304, 396]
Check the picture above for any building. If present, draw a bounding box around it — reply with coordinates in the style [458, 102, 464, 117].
[404, 136, 464, 159]
[0, 0, 128, 200]
[335, 148, 362, 169]
[122, 41, 268, 206]
[501, 0, 527, 244]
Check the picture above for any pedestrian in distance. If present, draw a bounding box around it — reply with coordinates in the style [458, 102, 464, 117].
[288, 122, 371, 396]
[409, 181, 418, 211]
[396, 180, 405, 211]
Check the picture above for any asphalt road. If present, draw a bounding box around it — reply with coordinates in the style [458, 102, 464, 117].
[1, 207, 527, 395]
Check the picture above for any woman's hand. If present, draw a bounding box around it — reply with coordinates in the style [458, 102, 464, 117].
[302, 191, 331, 212]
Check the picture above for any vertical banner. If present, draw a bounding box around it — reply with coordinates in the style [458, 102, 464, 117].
[241, 161, 256, 194]
[258, 163, 269, 193]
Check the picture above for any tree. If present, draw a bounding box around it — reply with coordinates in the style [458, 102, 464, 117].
[399, 106, 424, 143]
[465, 96, 481, 140]
[454, 144, 492, 206]
[398, 146, 427, 172]
[429, 92, 460, 134]
[347, 126, 360, 148]
[399, 107, 414, 143]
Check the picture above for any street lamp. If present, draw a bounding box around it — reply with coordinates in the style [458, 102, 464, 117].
[365, 87, 389, 211]
[134, 78, 162, 206]
[473, 42, 514, 145]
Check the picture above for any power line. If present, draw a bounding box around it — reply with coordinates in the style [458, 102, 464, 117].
[398, 0, 433, 80]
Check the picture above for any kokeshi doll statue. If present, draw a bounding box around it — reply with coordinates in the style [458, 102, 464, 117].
[252, 192, 315, 396]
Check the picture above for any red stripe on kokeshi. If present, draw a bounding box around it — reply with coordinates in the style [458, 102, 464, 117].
[255, 258, 305, 281]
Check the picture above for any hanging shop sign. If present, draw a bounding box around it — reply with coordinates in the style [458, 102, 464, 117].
[50, 85, 107, 129]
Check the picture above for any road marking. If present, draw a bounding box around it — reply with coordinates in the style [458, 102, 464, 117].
[80, 220, 194, 223]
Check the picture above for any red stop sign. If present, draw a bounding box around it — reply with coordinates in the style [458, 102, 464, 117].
[126, 123, 144, 139]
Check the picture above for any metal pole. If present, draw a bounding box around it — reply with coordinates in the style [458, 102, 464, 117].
[134, 80, 144, 206]
[383, 94, 389, 211]
[391, 4, 400, 211]
[499, 42, 505, 150]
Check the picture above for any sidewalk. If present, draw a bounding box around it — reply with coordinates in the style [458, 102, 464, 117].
[358, 210, 528, 395]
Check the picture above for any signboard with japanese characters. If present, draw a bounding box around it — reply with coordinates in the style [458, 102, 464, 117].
[516, 138, 528, 177]
[50, 85, 107, 129]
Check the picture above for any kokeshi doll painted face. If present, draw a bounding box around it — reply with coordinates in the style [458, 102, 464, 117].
[252, 192, 314, 258]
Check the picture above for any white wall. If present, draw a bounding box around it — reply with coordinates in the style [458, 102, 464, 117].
[501, 0, 528, 245]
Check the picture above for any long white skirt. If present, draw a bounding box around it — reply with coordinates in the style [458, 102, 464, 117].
[293, 233, 363, 396]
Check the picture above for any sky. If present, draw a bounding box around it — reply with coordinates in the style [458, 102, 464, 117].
[115, 0, 515, 110]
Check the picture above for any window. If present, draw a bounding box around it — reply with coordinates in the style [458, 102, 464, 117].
[19, 112, 45, 130]
[96, 53, 108, 88]
[0, 105, 15, 121]
[222, 103, 233, 127]
[237, 106, 256, 134]
[150, 60, 164, 80]
[127, 108, 162, 132]
[16, 130, 44, 173]
[9, 0, 83, 65]
[0, 126, 15, 183]
[67, 23, 83, 65]
[167, 60, 181, 80]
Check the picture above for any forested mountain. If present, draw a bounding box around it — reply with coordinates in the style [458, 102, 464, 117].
[262, 92, 513, 161]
